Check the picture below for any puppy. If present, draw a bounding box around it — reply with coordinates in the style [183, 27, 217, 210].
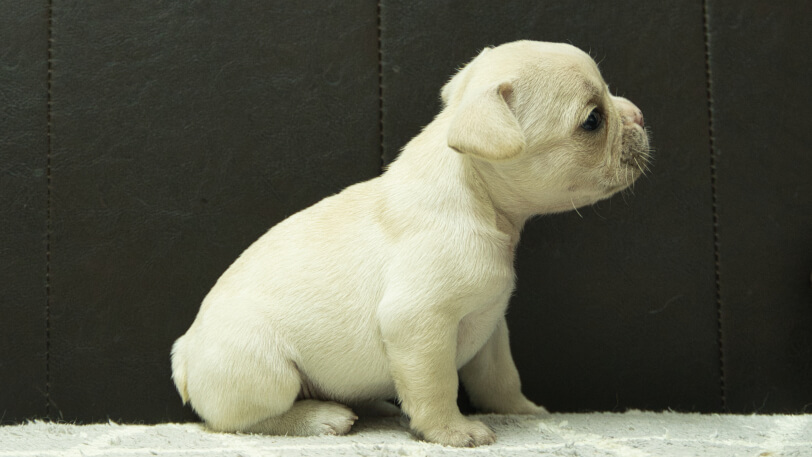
[171, 40, 650, 447]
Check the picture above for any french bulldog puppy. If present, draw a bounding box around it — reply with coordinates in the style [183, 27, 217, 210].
[171, 40, 650, 447]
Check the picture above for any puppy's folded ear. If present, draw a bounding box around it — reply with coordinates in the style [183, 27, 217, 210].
[441, 47, 491, 107]
[447, 82, 525, 161]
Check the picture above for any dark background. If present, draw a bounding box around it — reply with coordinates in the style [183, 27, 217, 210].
[1, 1, 810, 424]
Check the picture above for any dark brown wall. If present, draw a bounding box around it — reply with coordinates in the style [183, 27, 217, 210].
[0, 0, 49, 422]
[1, 1, 809, 423]
[708, 1, 812, 413]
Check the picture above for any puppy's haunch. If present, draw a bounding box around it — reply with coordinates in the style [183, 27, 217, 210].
[171, 40, 650, 447]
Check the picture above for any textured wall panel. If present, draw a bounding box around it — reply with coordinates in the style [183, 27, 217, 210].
[708, 1, 812, 413]
[3, 0, 809, 424]
[48, 1, 380, 422]
[0, 0, 49, 423]
[381, 0, 721, 412]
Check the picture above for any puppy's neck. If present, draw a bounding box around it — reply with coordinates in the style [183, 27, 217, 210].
[384, 112, 526, 246]
[466, 163, 527, 241]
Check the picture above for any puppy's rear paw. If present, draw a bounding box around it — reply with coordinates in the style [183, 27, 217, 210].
[420, 418, 496, 447]
[242, 399, 357, 436]
[310, 401, 358, 435]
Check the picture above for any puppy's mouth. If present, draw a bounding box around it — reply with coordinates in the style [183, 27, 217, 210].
[612, 126, 652, 190]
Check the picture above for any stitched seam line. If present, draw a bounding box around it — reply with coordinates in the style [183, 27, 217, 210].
[376, 0, 385, 172]
[45, 0, 53, 419]
[702, 0, 726, 412]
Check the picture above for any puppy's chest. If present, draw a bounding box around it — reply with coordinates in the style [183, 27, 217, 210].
[455, 286, 513, 368]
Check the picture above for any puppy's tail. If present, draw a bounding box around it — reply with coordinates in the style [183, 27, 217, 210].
[170, 336, 190, 404]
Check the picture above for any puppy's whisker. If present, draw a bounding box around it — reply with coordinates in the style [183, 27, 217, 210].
[591, 203, 607, 220]
[570, 198, 584, 219]
[625, 169, 636, 195]
[633, 157, 646, 177]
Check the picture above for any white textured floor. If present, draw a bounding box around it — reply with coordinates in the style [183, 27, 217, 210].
[1, 411, 810, 457]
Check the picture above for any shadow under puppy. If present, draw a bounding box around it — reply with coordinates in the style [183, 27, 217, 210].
[171, 40, 650, 447]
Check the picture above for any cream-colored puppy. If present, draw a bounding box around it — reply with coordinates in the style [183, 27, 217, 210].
[171, 40, 650, 447]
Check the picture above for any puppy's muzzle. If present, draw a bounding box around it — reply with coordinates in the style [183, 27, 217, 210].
[614, 97, 650, 172]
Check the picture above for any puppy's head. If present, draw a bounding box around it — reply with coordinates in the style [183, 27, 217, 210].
[442, 40, 651, 215]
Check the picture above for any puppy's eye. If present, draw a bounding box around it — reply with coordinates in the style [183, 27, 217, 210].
[581, 109, 603, 131]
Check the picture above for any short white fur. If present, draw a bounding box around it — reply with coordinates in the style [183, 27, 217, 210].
[171, 40, 650, 447]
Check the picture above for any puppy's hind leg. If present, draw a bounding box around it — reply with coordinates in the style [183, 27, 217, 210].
[184, 330, 357, 437]
[199, 361, 358, 437]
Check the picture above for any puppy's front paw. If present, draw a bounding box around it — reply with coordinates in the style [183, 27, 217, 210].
[502, 397, 549, 415]
[482, 394, 549, 415]
[419, 418, 496, 447]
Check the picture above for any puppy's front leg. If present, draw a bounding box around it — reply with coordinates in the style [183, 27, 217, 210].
[459, 317, 548, 415]
[381, 308, 496, 447]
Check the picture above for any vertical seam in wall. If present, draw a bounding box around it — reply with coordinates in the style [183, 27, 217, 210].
[702, 0, 726, 412]
[376, 0, 385, 172]
[45, 0, 53, 419]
